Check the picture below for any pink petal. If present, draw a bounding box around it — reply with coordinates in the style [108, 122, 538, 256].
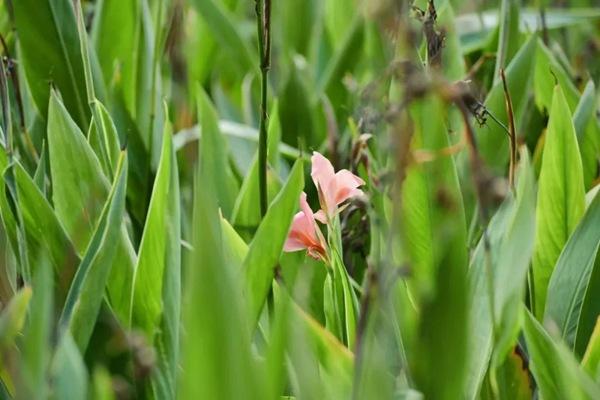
[299, 192, 314, 225]
[333, 170, 365, 207]
[335, 169, 365, 188]
[311, 152, 335, 193]
[314, 209, 327, 224]
[284, 236, 308, 252]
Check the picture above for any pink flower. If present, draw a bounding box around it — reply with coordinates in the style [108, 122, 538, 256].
[284, 192, 327, 260]
[311, 151, 365, 218]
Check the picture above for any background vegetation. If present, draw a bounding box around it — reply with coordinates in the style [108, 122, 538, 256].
[0, 0, 599, 398]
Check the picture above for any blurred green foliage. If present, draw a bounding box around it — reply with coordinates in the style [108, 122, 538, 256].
[0, 0, 598, 399]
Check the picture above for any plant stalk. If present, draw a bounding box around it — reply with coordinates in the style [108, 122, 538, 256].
[255, 0, 271, 218]
[500, 68, 517, 192]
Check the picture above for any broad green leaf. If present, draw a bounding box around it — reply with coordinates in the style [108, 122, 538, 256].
[197, 86, 238, 218]
[91, 0, 137, 86]
[91, 368, 115, 400]
[92, 0, 154, 139]
[545, 191, 600, 351]
[59, 153, 128, 352]
[576, 249, 600, 358]
[130, 123, 176, 334]
[436, 0, 467, 81]
[230, 155, 282, 237]
[0, 148, 78, 301]
[17, 261, 53, 400]
[188, 0, 257, 75]
[490, 149, 536, 362]
[180, 161, 260, 400]
[523, 308, 600, 399]
[457, 8, 600, 52]
[50, 334, 88, 400]
[573, 81, 600, 189]
[47, 91, 136, 322]
[265, 280, 292, 400]
[465, 149, 536, 398]
[324, 0, 356, 44]
[275, 0, 319, 57]
[88, 101, 121, 179]
[219, 217, 354, 397]
[0, 287, 31, 350]
[279, 66, 320, 148]
[494, 351, 533, 400]
[243, 160, 304, 326]
[47, 90, 107, 249]
[582, 317, 600, 382]
[275, 282, 354, 399]
[534, 39, 580, 112]
[33, 143, 47, 195]
[400, 95, 468, 400]
[13, 0, 90, 129]
[130, 118, 181, 399]
[475, 36, 536, 173]
[110, 86, 151, 228]
[493, 0, 521, 81]
[532, 85, 585, 318]
[318, 16, 364, 108]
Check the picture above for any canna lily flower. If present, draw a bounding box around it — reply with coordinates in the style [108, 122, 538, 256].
[311, 151, 365, 219]
[284, 192, 327, 260]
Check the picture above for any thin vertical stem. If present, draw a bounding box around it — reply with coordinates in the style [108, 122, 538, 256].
[255, 0, 272, 218]
[500, 68, 517, 192]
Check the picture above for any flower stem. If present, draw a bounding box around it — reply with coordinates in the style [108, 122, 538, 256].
[255, 0, 271, 218]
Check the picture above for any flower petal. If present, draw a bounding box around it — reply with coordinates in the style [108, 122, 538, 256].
[314, 209, 327, 224]
[299, 192, 314, 224]
[311, 152, 335, 193]
[332, 169, 365, 207]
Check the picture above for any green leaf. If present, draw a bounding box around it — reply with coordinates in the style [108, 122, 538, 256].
[231, 155, 282, 236]
[219, 216, 354, 398]
[523, 308, 600, 399]
[274, 282, 354, 399]
[180, 156, 260, 400]
[318, 16, 364, 108]
[400, 95, 469, 400]
[130, 117, 181, 399]
[534, 39, 580, 112]
[47, 91, 136, 322]
[92, 0, 154, 139]
[51, 334, 88, 400]
[0, 148, 79, 301]
[532, 84, 585, 318]
[0, 287, 32, 350]
[91, 0, 137, 86]
[13, 0, 90, 129]
[465, 149, 537, 398]
[475, 36, 536, 173]
[544, 191, 600, 350]
[197, 86, 238, 218]
[88, 100, 121, 179]
[437, 0, 467, 81]
[33, 142, 47, 195]
[59, 152, 128, 352]
[493, 0, 521, 80]
[572, 81, 600, 189]
[91, 368, 115, 400]
[17, 260, 53, 400]
[582, 317, 600, 382]
[243, 160, 304, 326]
[188, 0, 257, 75]
[130, 121, 175, 334]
